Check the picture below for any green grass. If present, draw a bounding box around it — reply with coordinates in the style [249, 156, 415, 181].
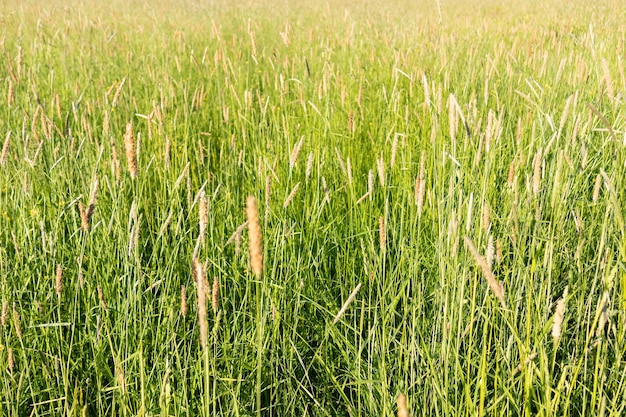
[1, 0, 626, 415]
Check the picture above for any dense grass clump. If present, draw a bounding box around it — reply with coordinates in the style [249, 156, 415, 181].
[1, 0, 626, 415]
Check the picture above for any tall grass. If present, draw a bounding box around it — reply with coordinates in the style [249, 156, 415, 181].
[1, 0, 625, 415]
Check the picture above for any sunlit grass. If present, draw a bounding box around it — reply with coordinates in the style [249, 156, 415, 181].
[1, 0, 625, 415]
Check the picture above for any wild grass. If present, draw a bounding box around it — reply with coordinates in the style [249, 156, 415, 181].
[0, 0, 625, 415]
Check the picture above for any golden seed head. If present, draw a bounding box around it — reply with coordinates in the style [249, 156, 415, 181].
[486, 235, 495, 268]
[289, 136, 304, 171]
[193, 258, 208, 349]
[246, 196, 263, 277]
[103, 111, 110, 137]
[7, 78, 14, 107]
[283, 182, 300, 208]
[7, 348, 14, 373]
[180, 285, 187, 318]
[602, 58, 615, 101]
[1, 131, 10, 165]
[78, 202, 90, 232]
[595, 291, 610, 337]
[111, 77, 125, 108]
[55, 264, 63, 299]
[397, 393, 409, 417]
[377, 155, 385, 187]
[212, 276, 219, 314]
[97, 286, 107, 311]
[164, 136, 171, 169]
[123, 122, 137, 179]
[532, 148, 542, 196]
[416, 178, 426, 217]
[512, 352, 538, 375]
[1, 301, 8, 326]
[88, 175, 99, 219]
[482, 202, 491, 232]
[551, 286, 568, 340]
[495, 238, 503, 263]
[507, 160, 515, 187]
[12, 302, 22, 340]
[346, 156, 353, 186]
[379, 216, 386, 252]
[116, 364, 126, 394]
[464, 237, 506, 308]
[592, 173, 602, 204]
[199, 190, 208, 238]
[333, 283, 362, 324]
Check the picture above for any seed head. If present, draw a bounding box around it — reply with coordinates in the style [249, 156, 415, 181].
[87, 175, 99, 219]
[12, 303, 22, 340]
[97, 286, 107, 311]
[333, 283, 362, 324]
[486, 235, 495, 268]
[464, 237, 506, 307]
[199, 190, 208, 239]
[289, 136, 304, 172]
[55, 264, 63, 300]
[7, 79, 14, 107]
[1, 131, 10, 165]
[123, 122, 137, 179]
[7, 348, 14, 373]
[0, 301, 7, 326]
[482, 202, 491, 232]
[377, 155, 385, 187]
[164, 136, 171, 169]
[305, 151, 314, 182]
[193, 258, 208, 349]
[532, 148, 542, 196]
[551, 286, 568, 341]
[283, 182, 300, 208]
[379, 216, 386, 252]
[180, 285, 188, 318]
[212, 276, 219, 314]
[592, 173, 602, 204]
[246, 196, 263, 277]
[397, 393, 409, 417]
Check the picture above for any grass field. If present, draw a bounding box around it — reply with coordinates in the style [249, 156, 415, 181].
[1, 0, 626, 415]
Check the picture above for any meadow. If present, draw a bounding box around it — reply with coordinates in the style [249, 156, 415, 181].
[1, 0, 626, 415]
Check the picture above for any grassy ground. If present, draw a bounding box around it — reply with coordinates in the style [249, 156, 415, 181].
[1, 0, 626, 415]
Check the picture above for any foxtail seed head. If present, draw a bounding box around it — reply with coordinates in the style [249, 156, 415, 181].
[246, 196, 263, 277]
[212, 276, 219, 314]
[123, 122, 137, 179]
[464, 237, 506, 307]
[0, 301, 8, 326]
[12, 303, 22, 340]
[199, 190, 208, 239]
[7, 348, 14, 373]
[379, 216, 386, 252]
[397, 393, 409, 417]
[532, 148, 542, 196]
[193, 258, 208, 349]
[55, 264, 63, 300]
[551, 286, 568, 341]
[1, 131, 10, 165]
[180, 285, 187, 318]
